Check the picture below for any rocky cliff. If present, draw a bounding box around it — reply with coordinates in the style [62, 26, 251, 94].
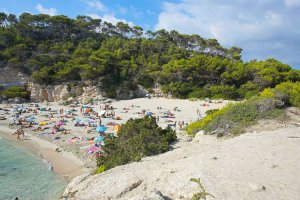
[0, 67, 148, 102]
[27, 82, 103, 102]
[27, 82, 148, 102]
[0, 67, 29, 87]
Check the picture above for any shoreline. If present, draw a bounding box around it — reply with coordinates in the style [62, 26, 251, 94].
[0, 125, 89, 182]
[0, 97, 230, 195]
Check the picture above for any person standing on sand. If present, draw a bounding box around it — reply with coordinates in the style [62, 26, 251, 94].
[179, 121, 182, 130]
[99, 116, 102, 126]
[12, 129, 24, 140]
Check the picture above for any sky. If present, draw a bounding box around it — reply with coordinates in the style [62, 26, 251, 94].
[1, 0, 299, 68]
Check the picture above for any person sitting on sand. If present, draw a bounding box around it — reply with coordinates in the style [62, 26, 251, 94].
[53, 125, 60, 131]
[21, 124, 33, 128]
[33, 126, 49, 132]
[61, 130, 71, 134]
[0, 116, 7, 120]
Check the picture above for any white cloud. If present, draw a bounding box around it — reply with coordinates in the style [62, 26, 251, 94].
[284, 0, 300, 7]
[35, 4, 57, 16]
[88, 13, 134, 26]
[84, 0, 106, 11]
[155, 0, 300, 67]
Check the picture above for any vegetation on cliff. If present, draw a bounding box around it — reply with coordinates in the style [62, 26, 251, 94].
[187, 81, 300, 137]
[1, 12, 300, 98]
[0, 86, 29, 99]
[96, 116, 176, 171]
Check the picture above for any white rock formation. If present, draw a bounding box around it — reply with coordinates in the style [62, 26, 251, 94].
[62, 127, 300, 200]
[0, 67, 29, 87]
[27, 82, 103, 102]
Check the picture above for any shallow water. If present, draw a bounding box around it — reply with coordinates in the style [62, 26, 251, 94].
[0, 137, 67, 200]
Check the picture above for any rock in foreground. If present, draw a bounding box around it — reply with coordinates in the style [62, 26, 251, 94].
[63, 127, 300, 200]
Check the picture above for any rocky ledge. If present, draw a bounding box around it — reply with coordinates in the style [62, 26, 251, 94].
[62, 124, 300, 200]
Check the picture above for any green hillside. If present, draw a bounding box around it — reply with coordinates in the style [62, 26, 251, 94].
[1, 12, 300, 99]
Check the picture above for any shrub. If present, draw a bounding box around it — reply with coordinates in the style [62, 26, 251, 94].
[1, 86, 30, 99]
[209, 85, 238, 99]
[97, 116, 176, 170]
[186, 96, 286, 137]
[95, 165, 106, 174]
[190, 178, 215, 200]
[260, 87, 276, 98]
[186, 106, 230, 137]
[205, 109, 219, 115]
[275, 81, 300, 107]
[237, 82, 260, 99]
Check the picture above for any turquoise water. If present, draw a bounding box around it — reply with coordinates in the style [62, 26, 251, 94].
[0, 137, 67, 200]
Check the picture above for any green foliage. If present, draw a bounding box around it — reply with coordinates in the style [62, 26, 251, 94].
[205, 109, 219, 115]
[97, 116, 176, 170]
[275, 81, 300, 107]
[205, 102, 259, 136]
[186, 106, 230, 136]
[190, 178, 215, 200]
[260, 88, 276, 98]
[95, 165, 106, 174]
[1, 86, 29, 99]
[0, 12, 300, 99]
[187, 94, 287, 137]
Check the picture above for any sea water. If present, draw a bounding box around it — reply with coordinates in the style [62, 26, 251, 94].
[0, 137, 67, 200]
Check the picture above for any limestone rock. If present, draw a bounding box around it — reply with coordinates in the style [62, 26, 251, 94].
[63, 127, 300, 200]
[62, 173, 90, 198]
[27, 82, 104, 102]
[0, 67, 29, 87]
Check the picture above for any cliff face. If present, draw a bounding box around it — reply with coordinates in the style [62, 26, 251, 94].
[27, 82, 102, 102]
[0, 67, 148, 102]
[0, 67, 29, 87]
[27, 82, 148, 102]
[116, 84, 148, 100]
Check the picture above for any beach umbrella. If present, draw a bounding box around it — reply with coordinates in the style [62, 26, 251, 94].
[75, 117, 82, 122]
[113, 124, 121, 133]
[94, 136, 104, 142]
[96, 125, 107, 133]
[85, 146, 99, 153]
[99, 110, 106, 116]
[56, 121, 65, 126]
[146, 112, 153, 116]
[39, 121, 47, 125]
[27, 116, 36, 121]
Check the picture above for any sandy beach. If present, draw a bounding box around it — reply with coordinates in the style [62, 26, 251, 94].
[0, 124, 89, 181]
[0, 97, 230, 182]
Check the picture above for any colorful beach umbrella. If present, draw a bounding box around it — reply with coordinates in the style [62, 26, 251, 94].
[56, 121, 65, 126]
[94, 136, 104, 142]
[99, 110, 106, 116]
[39, 121, 47, 125]
[27, 116, 36, 121]
[96, 125, 107, 133]
[113, 124, 121, 133]
[146, 112, 153, 116]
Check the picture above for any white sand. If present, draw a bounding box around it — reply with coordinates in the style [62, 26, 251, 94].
[0, 98, 229, 180]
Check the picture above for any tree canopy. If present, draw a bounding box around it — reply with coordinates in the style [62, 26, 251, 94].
[1, 12, 300, 99]
[97, 116, 176, 171]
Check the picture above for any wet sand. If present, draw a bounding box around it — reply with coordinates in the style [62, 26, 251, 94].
[0, 125, 89, 181]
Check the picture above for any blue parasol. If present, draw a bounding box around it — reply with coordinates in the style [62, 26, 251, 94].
[96, 125, 107, 133]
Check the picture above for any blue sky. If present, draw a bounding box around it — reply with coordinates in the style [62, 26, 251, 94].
[1, 0, 300, 68]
